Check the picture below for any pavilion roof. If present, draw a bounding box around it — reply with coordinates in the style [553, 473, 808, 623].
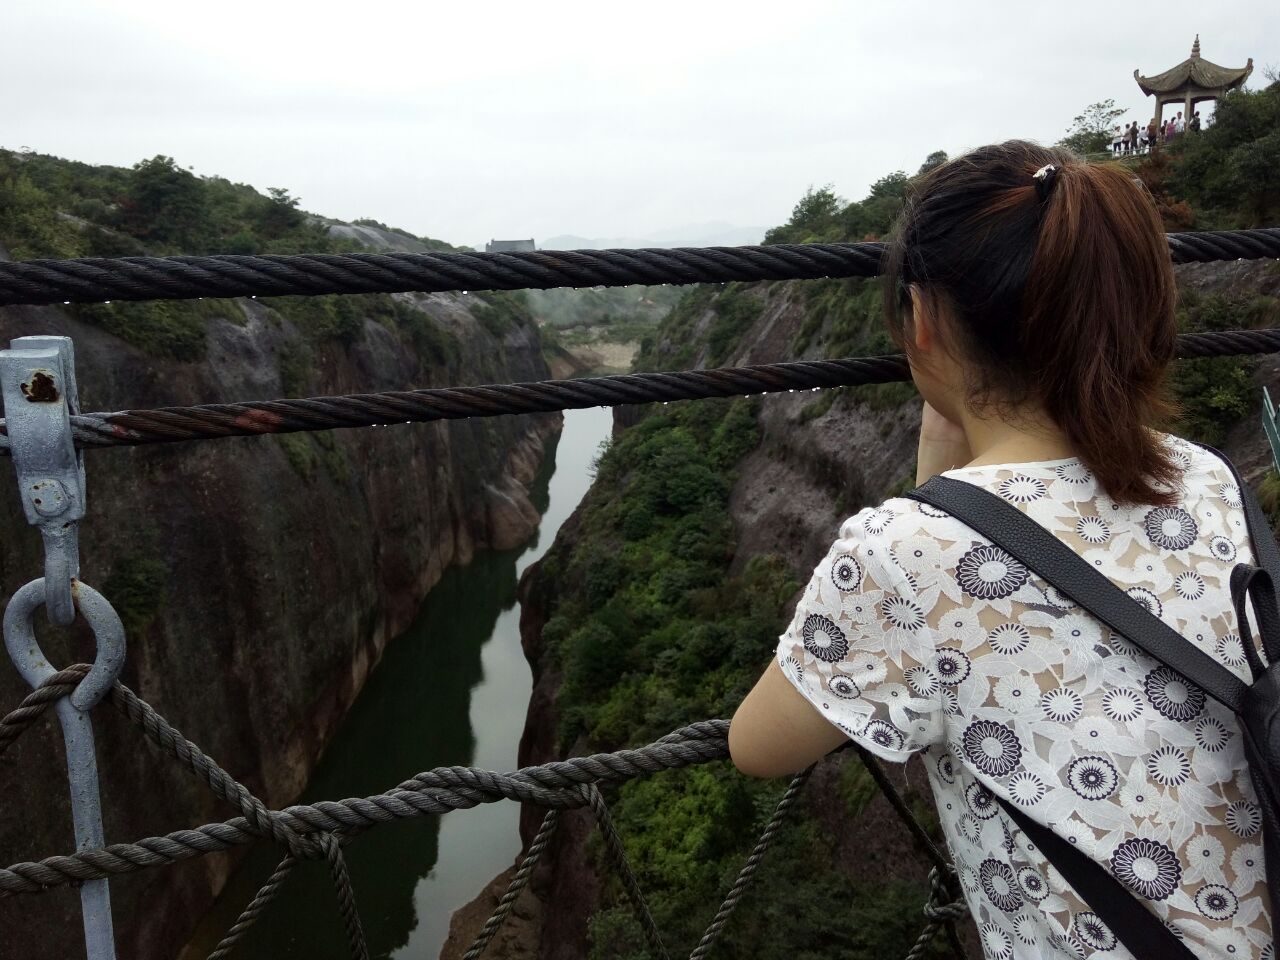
[1136, 36, 1253, 96]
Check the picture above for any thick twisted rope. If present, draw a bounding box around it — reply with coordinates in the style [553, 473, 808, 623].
[581, 784, 670, 960]
[319, 833, 370, 960]
[903, 867, 969, 960]
[0, 229, 1276, 307]
[205, 854, 298, 960]
[688, 767, 813, 960]
[0, 243, 883, 306]
[462, 810, 561, 960]
[2, 666, 959, 960]
[0, 663, 89, 752]
[0, 668, 733, 896]
[0, 327, 1275, 455]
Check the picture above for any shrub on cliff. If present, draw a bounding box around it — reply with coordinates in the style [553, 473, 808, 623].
[1168, 289, 1280, 445]
[1165, 79, 1280, 228]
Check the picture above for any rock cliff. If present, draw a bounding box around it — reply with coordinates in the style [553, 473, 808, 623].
[0, 225, 560, 959]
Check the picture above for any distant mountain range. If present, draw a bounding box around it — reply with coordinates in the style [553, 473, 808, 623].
[535, 221, 767, 250]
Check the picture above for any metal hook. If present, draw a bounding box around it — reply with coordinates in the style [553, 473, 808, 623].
[0, 336, 86, 626]
[3, 579, 125, 960]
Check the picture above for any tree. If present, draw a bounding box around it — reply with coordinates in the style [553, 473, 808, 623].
[258, 186, 305, 238]
[1059, 99, 1127, 155]
[918, 150, 948, 174]
[763, 184, 843, 243]
[119, 155, 208, 247]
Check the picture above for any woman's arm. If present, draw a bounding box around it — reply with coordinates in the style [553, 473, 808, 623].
[732, 403, 961, 778]
[729, 659, 850, 778]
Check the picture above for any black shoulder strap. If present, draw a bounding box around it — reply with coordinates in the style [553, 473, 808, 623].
[906, 474, 1248, 712]
[995, 794, 1195, 958]
[904, 443, 1280, 960]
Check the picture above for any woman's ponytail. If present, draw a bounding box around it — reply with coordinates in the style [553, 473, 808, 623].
[883, 140, 1184, 507]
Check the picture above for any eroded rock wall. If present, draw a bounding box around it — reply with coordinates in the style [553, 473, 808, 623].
[0, 286, 559, 959]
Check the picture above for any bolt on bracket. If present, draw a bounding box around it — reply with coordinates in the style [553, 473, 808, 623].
[0, 335, 86, 626]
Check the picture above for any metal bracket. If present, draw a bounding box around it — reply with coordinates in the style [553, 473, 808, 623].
[0, 335, 85, 626]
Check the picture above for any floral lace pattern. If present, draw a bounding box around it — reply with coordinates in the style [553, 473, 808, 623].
[777, 433, 1272, 959]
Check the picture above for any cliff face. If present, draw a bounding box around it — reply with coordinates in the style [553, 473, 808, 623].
[0, 227, 560, 959]
[461, 258, 1280, 958]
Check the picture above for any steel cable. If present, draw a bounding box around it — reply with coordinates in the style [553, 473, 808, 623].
[0, 229, 1276, 307]
[0, 327, 1276, 455]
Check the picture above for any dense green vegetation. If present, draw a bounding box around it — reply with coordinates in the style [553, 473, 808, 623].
[529, 285, 682, 345]
[1162, 78, 1280, 228]
[0, 149, 494, 373]
[1170, 289, 1280, 445]
[533, 396, 946, 958]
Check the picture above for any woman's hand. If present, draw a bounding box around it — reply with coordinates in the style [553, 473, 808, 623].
[915, 400, 971, 486]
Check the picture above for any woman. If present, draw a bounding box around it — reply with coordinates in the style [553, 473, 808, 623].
[729, 141, 1272, 959]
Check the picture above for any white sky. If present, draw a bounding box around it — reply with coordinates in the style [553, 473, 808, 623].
[2, 1, 1274, 247]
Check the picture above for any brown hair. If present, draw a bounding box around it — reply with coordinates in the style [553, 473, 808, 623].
[882, 140, 1184, 507]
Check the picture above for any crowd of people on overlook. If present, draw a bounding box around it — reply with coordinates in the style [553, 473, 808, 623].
[1111, 109, 1206, 155]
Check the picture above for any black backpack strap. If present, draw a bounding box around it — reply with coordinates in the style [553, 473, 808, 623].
[904, 473, 1243, 960]
[994, 794, 1197, 959]
[906, 475, 1248, 712]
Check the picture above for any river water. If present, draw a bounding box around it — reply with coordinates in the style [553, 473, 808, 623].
[188, 406, 613, 959]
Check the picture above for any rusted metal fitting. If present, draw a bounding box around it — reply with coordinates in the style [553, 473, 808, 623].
[0, 336, 86, 625]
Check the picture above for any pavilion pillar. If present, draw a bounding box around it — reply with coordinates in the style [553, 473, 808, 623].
[1184, 90, 1193, 125]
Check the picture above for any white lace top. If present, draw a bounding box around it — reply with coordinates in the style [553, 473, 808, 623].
[776, 432, 1273, 960]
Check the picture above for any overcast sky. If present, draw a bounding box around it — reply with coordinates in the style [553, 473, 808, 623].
[3, 1, 1274, 248]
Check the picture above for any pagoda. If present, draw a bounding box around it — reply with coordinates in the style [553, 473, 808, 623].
[1135, 35, 1253, 129]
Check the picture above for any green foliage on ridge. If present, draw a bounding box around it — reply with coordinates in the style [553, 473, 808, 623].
[1163, 79, 1280, 228]
[0, 149, 482, 368]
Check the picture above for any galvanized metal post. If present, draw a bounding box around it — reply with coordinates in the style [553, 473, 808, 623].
[1265, 387, 1280, 476]
[1, 336, 121, 960]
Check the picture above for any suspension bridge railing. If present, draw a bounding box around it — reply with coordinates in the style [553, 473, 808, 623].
[1, 229, 1278, 960]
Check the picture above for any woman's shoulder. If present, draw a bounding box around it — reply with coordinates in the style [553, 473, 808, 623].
[846, 431, 1235, 544]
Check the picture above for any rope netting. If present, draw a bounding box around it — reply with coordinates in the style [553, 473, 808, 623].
[0, 665, 961, 959]
[2, 229, 1278, 958]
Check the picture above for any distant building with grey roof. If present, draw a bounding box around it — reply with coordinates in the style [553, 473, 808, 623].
[485, 239, 536, 253]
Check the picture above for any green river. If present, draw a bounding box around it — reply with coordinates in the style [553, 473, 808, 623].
[189, 406, 613, 959]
